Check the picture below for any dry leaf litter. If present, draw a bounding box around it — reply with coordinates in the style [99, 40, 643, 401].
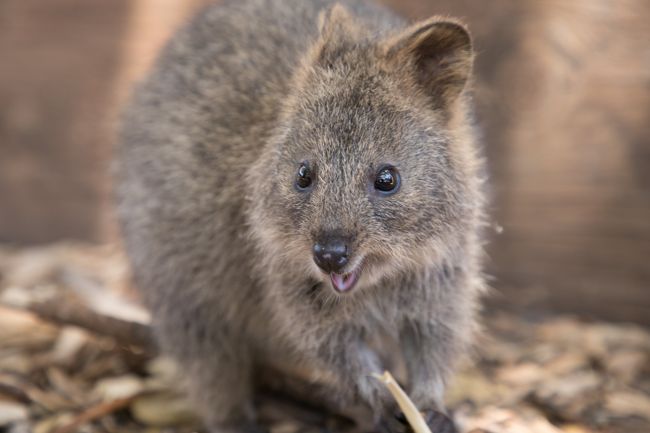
[0, 243, 648, 433]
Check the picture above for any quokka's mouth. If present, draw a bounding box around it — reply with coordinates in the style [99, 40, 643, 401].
[329, 264, 362, 293]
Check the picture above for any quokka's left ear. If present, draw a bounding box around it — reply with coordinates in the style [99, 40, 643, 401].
[383, 18, 473, 108]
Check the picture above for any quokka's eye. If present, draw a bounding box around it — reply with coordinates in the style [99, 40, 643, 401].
[295, 162, 313, 191]
[374, 165, 400, 194]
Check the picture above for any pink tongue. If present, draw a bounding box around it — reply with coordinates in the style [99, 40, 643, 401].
[330, 272, 356, 292]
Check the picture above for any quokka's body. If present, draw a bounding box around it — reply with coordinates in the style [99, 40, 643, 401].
[115, 0, 486, 432]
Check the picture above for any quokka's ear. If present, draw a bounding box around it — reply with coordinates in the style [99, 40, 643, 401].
[314, 4, 362, 67]
[384, 18, 473, 108]
[318, 3, 356, 37]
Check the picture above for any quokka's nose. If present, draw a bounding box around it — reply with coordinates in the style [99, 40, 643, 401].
[313, 237, 349, 273]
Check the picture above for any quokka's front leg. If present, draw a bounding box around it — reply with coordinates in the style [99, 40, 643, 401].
[316, 328, 394, 415]
[396, 320, 464, 433]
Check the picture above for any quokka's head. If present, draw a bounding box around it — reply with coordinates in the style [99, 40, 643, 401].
[249, 4, 481, 295]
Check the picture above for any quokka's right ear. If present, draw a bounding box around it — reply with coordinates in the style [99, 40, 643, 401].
[383, 17, 473, 108]
[317, 3, 355, 37]
[314, 4, 362, 67]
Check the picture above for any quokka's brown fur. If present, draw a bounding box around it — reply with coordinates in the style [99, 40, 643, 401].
[115, 0, 486, 432]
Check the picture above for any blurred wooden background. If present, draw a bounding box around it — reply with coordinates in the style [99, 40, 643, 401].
[1, 0, 648, 324]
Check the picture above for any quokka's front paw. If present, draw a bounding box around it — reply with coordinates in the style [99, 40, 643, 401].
[377, 411, 408, 433]
[389, 409, 458, 433]
[421, 409, 458, 433]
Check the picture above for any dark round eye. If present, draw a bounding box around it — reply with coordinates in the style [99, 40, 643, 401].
[374, 165, 400, 194]
[295, 162, 313, 190]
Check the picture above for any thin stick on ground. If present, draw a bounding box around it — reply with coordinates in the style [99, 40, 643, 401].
[0, 286, 155, 351]
[51, 396, 137, 433]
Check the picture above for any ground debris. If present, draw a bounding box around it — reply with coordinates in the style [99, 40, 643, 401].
[0, 242, 648, 433]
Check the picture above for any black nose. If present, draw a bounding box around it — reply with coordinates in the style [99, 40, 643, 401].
[313, 237, 349, 273]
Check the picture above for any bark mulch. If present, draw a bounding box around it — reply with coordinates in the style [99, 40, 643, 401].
[0, 243, 648, 433]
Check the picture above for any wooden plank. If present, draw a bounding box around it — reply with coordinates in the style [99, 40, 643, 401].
[0, 0, 132, 243]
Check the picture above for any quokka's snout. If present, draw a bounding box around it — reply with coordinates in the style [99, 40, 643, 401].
[312, 230, 364, 293]
[312, 234, 349, 274]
